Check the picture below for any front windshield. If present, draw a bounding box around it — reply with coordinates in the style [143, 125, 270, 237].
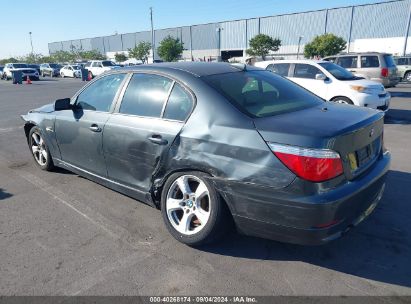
[102, 61, 116, 67]
[13, 64, 28, 68]
[318, 62, 356, 80]
[72, 66, 80, 70]
[204, 70, 322, 118]
[49, 64, 60, 68]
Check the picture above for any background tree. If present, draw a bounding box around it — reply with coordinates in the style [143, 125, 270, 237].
[128, 41, 151, 63]
[0, 57, 19, 65]
[49, 51, 76, 63]
[78, 50, 106, 61]
[304, 34, 346, 58]
[114, 53, 128, 63]
[246, 34, 281, 60]
[157, 36, 184, 62]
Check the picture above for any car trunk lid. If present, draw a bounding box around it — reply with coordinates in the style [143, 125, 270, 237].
[253, 103, 384, 181]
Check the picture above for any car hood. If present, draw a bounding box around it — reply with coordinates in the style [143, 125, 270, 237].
[342, 78, 384, 88]
[29, 103, 55, 114]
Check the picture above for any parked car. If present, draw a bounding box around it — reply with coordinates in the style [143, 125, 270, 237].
[0, 66, 3, 73]
[323, 52, 399, 87]
[60, 65, 81, 78]
[85, 60, 119, 78]
[40, 63, 62, 77]
[256, 60, 390, 111]
[2, 63, 39, 81]
[394, 56, 411, 82]
[21, 62, 390, 246]
[28, 64, 41, 75]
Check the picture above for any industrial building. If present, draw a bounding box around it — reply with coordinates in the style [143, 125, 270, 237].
[48, 0, 411, 61]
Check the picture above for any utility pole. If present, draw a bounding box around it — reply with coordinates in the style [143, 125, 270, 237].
[296, 36, 303, 59]
[150, 7, 154, 62]
[29, 32, 34, 54]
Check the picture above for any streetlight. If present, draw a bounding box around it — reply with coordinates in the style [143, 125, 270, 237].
[150, 7, 154, 63]
[28, 31, 34, 54]
[296, 36, 303, 59]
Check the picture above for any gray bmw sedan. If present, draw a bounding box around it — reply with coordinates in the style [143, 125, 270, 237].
[21, 62, 390, 246]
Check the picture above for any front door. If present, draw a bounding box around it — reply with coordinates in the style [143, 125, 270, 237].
[289, 63, 328, 99]
[103, 73, 194, 192]
[54, 73, 127, 176]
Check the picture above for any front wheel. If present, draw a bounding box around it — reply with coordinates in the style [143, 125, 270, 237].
[28, 126, 54, 171]
[331, 96, 354, 105]
[404, 71, 411, 82]
[160, 172, 230, 246]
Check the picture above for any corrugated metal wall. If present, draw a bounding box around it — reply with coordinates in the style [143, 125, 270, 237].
[49, 0, 411, 56]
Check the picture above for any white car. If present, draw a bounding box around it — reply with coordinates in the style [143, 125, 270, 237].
[84, 60, 119, 78]
[255, 60, 390, 111]
[2, 63, 39, 81]
[60, 65, 81, 78]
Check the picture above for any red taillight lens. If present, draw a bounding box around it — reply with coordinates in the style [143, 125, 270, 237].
[381, 68, 389, 77]
[268, 143, 344, 182]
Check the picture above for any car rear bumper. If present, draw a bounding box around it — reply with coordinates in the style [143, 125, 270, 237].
[381, 77, 400, 87]
[223, 151, 390, 245]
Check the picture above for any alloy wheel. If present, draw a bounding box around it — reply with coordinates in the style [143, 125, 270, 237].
[31, 132, 47, 166]
[166, 175, 211, 235]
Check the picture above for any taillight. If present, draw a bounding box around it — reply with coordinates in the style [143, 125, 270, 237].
[381, 68, 389, 77]
[268, 143, 344, 182]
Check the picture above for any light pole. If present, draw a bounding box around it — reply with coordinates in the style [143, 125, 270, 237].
[28, 31, 34, 54]
[296, 36, 303, 59]
[216, 27, 223, 62]
[150, 7, 154, 62]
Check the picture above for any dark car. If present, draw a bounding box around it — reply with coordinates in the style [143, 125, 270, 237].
[28, 64, 41, 75]
[21, 62, 390, 246]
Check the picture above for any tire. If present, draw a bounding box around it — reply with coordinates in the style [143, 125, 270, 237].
[28, 126, 54, 171]
[405, 71, 411, 83]
[331, 96, 354, 105]
[160, 171, 230, 246]
[61, 72, 65, 78]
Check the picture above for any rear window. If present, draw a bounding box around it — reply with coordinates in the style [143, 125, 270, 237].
[384, 55, 396, 67]
[266, 63, 290, 76]
[203, 71, 322, 118]
[360, 56, 380, 68]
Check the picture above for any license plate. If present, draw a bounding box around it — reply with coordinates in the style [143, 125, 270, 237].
[357, 145, 371, 166]
[348, 153, 358, 170]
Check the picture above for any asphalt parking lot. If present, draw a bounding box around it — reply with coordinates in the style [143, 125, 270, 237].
[0, 77, 410, 296]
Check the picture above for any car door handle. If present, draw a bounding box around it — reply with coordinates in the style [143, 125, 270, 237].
[89, 124, 102, 132]
[148, 135, 168, 145]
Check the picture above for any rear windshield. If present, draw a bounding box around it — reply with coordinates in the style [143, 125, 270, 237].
[384, 55, 396, 67]
[203, 71, 322, 118]
[13, 64, 28, 68]
[49, 64, 60, 68]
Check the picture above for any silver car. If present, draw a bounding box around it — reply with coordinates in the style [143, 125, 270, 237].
[324, 52, 399, 87]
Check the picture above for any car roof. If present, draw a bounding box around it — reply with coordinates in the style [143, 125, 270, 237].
[118, 62, 261, 77]
[262, 59, 328, 65]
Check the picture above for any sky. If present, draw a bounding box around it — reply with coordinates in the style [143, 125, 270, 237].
[0, 0, 391, 58]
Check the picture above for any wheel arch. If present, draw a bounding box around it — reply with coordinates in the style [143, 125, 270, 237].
[330, 95, 354, 104]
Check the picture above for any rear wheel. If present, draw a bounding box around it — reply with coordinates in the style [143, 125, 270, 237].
[160, 172, 230, 246]
[331, 96, 353, 105]
[28, 126, 54, 171]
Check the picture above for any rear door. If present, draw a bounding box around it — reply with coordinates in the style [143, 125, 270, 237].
[359, 55, 381, 81]
[288, 63, 328, 99]
[103, 73, 194, 192]
[266, 63, 291, 77]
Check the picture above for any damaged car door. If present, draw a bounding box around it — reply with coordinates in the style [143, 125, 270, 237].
[103, 73, 194, 194]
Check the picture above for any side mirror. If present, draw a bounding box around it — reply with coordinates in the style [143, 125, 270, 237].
[54, 98, 72, 111]
[315, 73, 328, 81]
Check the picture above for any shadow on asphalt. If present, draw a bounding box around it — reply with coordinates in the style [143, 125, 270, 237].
[0, 188, 12, 200]
[200, 170, 411, 288]
[385, 109, 411, 124]
[389, 91, 411, 98]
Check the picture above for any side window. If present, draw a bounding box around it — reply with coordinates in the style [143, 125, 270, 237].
[163, 83, 194, 121]
[76, 73, 126, 112]
[293, 64, 322, 79]
[85, 62, 91, 67]
[361, 56, 380, 68]
[324, 57, 336, 63]
[338, 56, 358, 68]
[92, 62, 100, 67]
[396, 58, 405, 65]
[267, 63, 290, 76]
[119, 73, 173, 118]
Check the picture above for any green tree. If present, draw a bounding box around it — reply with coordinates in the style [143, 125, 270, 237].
[128, 41, 151, 64]
[51, 51, 76, 63]
[246, 34, 281, 60]
[79, 50, 106, 61]
[114, 53, 128, 62]
[304, 34, 346, 58]
[0, 57, 19, 65]
[157, 36, 184, 62]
